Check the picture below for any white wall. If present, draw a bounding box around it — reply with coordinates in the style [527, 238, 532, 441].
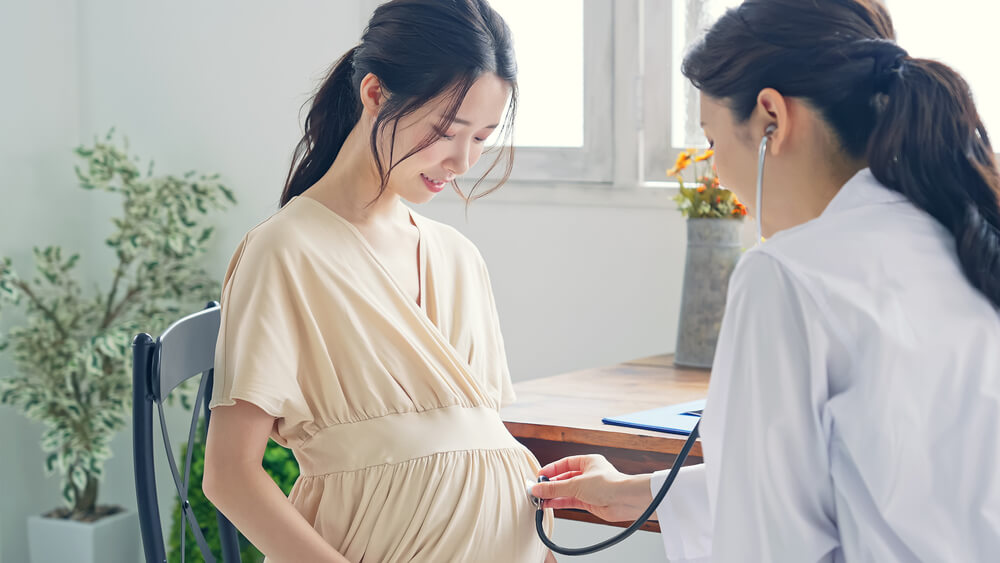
[1, 2, 693, 561]
[0, 2, 86, 561]
[418, 194, 687, 381]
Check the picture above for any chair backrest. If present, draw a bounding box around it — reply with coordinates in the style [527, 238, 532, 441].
[132, 302, 241, 563]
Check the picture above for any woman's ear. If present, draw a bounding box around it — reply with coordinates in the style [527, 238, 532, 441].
[755, 88, 789, 156]
[359, 73, 386, 117]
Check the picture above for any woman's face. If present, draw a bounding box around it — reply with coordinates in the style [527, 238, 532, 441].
[700, 90, 855, 238]
[698, 92, 759, 210]
[381, 73, 511, 204]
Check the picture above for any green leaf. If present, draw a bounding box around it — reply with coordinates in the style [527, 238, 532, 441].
[62, 482, 74, 506]
[219, 186, 236, 204]
[45, 453, 59, 473]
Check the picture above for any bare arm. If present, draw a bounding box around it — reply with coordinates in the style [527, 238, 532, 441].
[203, 400, 351, 563]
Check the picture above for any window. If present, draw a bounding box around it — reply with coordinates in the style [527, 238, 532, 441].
[641, 0, 738, 184]
[471, 0, 614, 183]
[669, 0, 739, 152]
[489, 0, 584, 148]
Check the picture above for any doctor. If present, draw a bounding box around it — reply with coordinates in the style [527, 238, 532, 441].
[532, 0, 1000, 561]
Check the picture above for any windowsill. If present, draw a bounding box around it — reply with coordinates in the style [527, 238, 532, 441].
[430, 180, 683, 209]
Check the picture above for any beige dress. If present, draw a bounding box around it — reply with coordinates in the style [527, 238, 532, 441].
[210, 196, 550, 562]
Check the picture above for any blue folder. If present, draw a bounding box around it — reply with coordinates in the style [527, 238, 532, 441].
[602, 399, 705, 436]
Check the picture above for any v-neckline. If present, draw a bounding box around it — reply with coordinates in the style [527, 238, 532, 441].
[294, 196, 488, 397]
[412, 211, 427, 311]
[296, 195, 427, 313]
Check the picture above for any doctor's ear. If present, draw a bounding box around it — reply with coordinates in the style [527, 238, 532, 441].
[755, 88, 789, 155]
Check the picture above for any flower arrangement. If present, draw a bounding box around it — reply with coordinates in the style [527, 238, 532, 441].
[669, 148, 747, 219]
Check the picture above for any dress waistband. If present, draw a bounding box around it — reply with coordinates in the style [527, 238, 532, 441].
[295, 405, 521, 476]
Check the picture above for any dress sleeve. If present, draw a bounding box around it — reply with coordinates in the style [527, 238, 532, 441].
[210, 233, 311, 437]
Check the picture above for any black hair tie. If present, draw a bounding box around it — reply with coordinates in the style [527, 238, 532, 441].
[867, 39, 909, 93]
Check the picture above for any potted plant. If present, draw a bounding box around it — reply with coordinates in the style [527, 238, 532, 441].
[0, 131, 235, 563]
[669, 148, 747, 368]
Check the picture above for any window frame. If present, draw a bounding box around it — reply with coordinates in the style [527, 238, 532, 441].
[471, 0, 616, 183]
[642, 0, 717, 186]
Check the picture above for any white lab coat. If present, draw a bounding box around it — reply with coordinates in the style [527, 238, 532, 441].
[652, 169, 1000, 562]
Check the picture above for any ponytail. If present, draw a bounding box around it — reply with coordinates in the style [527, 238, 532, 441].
[867, 58, 1000, 307]
[280, 46, 361, 207]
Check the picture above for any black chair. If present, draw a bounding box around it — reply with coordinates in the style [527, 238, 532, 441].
[132, 302, 241, 562]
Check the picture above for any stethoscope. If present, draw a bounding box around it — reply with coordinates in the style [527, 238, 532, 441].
[531, 126, 775, 556]
[755, 124, 777, 245]
[530, 421, 700, 556]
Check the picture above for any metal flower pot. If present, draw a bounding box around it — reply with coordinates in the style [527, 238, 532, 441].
[674, 218, 743, 368]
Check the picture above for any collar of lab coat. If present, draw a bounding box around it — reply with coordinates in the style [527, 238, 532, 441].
[820, 167, 909, 218]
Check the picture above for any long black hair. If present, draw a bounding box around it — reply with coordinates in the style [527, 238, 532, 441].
[682, 0, 1000, 308]
[281, 0, 518, 207]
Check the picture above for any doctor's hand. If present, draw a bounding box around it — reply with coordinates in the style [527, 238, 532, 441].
[532, 455, 654, 523]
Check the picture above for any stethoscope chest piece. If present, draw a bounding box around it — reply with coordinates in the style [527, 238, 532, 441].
[527, 476, 548, 509]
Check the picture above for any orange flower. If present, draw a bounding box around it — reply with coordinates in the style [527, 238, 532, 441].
[694, 149, 715, 162]
[697, 186, 706, 193]
[712, 177, 720, 188]
[666, 151, 693, 177]
[716, 196, 722, 203]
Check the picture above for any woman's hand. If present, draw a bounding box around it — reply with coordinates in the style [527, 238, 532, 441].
[531, 455, 655, 523]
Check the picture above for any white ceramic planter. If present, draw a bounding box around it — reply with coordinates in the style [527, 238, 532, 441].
[27, 509, 140, 563]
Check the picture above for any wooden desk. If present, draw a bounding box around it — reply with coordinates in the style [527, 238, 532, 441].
[501, 354, 709, 533]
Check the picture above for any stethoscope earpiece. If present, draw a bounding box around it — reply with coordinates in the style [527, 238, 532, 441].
[755, 125, 775, 245]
